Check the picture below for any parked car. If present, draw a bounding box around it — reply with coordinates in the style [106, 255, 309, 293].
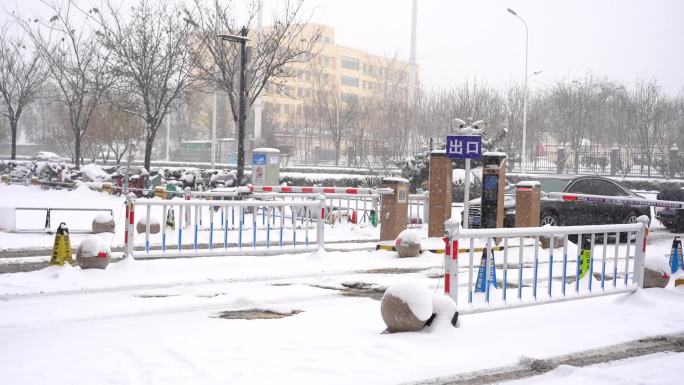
[654, 188, 684, 232]
[467, 176, 650, 228]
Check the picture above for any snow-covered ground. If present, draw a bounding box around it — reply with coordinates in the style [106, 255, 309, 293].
[504, 352, 684, 385]
[1, 184, 684, 385]
[0, 250, 682, 385]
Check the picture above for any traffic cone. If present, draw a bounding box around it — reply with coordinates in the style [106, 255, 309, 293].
[668, 236, 683, 274]
[50, 222, 74, 266]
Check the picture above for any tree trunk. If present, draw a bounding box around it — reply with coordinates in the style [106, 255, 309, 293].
[74, 134, 81, 168]
[10, 118, 17, 160]
[144, 131, 156, 172]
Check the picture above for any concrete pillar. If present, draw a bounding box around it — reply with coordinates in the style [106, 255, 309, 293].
[380, 177, 409, 241]
[610, 146, 619, 176]
[669, 143, 679, 178]
[428, 150, 452, 238]
[556, 147, 565, 174]
[515, 181, 541, 227]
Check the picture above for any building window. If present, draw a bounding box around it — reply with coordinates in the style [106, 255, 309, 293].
[341, 75, 359, 87]
[341, 93, 358, 103]
[341, 55, 359, 70]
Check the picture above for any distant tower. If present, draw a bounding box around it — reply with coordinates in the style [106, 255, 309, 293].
[407, 0, 418, 156]
[253, 0, 264, 143]
[408, 0, 417, 107]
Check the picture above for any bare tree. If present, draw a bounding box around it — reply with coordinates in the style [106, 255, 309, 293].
[629, 78, 667, 176]
[191, 0, 320, 179]
[16, 0, 115, 167]
[0, 22, 49, 159]
[93, 0, 199, 171]
[307, 65, 359, 166]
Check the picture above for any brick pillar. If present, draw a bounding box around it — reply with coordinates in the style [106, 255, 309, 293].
[515, 181, 541, 227]
[428, 150, 452, 238]
[380, 177, 409, 241]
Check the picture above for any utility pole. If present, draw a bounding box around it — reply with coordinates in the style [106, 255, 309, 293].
[211, 90, 218, 168]
[407, 0, 418, 158]
[253, 0, 264, 143]
[219, 27, 249, 184]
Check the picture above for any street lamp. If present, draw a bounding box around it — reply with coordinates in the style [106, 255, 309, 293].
[218, 27, 249, 185]
[507, 7, 529, 174]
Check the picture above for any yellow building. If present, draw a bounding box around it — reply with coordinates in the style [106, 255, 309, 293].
[261, 24, 414, 127]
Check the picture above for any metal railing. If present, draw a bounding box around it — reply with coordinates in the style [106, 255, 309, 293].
[443, 218, 649, 314]
[3, 207, 114, 233]
[192, 186, 428, 227]
[123, 194, 325, 259]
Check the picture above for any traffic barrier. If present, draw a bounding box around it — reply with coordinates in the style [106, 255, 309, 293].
[198, 186, 427, 228]
[444, 217, 649, 313]
[545, 191, 684, 209]
[123, 194, 326, 258]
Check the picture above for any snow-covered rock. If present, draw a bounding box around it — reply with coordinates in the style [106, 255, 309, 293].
[136, 216, 160, 234]
[92, 213, 115, 234]
[643, 254, 672, 288]
[76, 235, 111, 269]
[380, 281, 433, 332]
[395, 229, 421, 258]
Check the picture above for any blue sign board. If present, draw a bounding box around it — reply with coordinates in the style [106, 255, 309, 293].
[446, 135, 482, 159]
[253, 153, 266, 165]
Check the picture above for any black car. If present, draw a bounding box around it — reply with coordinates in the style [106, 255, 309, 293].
[467, 176, 650, 228]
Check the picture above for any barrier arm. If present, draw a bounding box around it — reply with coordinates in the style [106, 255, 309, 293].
[544, 192, 684, 210]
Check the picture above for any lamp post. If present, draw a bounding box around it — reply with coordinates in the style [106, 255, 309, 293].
[507, 7, 528, 174]
[218, 27, 249, 185]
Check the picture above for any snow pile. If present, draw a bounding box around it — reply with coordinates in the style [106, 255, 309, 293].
[93, 213, 114, 224]
[79, 235, 111, 258]
[81, 164, 111, 182]
[396, 229, 421, 245]
[383, 280, 433, 321]
[644, 254, 671, 275]
[427, 295, 458, 330]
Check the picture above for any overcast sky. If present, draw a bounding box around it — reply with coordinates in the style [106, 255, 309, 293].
[303, 0, 684, 94]
[5, 0, 682, 94]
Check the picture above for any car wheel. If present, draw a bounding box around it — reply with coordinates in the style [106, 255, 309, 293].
[540, 211, 558, 226]
[623, 212, 639, 224]
[619, 212, 640, 243]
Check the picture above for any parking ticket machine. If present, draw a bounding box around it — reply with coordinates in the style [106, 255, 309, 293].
[480, 152, 507, 229]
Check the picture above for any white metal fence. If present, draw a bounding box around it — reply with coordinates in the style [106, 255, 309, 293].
[196, 186, 428, 227]
[443, 218, 649, 314]
[124, 194, 325, 258]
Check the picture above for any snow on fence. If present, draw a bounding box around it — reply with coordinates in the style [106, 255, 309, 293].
[123, 194, 325, 258]
[443, 218, 649, 314]
[194, 186, 428, 227]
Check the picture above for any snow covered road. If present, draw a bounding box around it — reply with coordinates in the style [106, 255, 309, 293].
[1, 247, 683, 385]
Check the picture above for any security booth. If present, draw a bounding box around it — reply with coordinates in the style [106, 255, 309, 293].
[251, 148, 280, 186]
[480, 152, 507, 229]
[515, 181, 541, 227]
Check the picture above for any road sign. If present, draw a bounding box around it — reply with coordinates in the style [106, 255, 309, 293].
[446, 135, 482, 159]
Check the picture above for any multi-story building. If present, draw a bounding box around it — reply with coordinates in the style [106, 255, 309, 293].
[259, 24, 416, 165]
